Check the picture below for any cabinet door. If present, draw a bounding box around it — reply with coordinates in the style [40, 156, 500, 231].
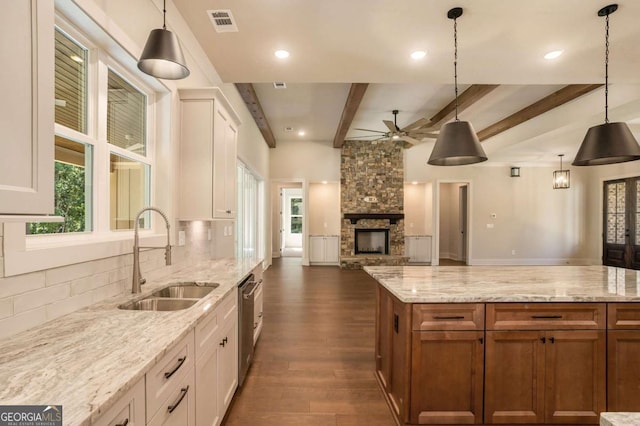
[253, 281, 264, 345]
[0, 0, 54, 214]
[376, 287, 393, 391]
[324, 236, 340, 262]
[544, 331, 605, 424]
[485, 331, 545, 424]
[217, 315, 238, 414]
[179, 99, 214, 220]
[410, 330, 484, 425]
[195, 344, 221, 426]
[147, 369, 196, 426]
[212, 106, 237, 219]
[93, 377, 145, 426]
[390, 298, 410, 422]
[223, 120, 237, 217]
[607, 330, 640, 411]
[309, 236, 324, 262]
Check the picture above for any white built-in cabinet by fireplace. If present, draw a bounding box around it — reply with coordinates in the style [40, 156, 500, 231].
[309, 235, 339, 265]
[405, 236, 432, 264]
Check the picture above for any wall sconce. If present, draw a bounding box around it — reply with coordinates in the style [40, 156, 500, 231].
[553, 154, 570, 189]
[510, 167, 520, 177]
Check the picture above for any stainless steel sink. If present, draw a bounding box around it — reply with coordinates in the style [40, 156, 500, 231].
[119, 298, 198, 311]
[151, 282, 219, 299]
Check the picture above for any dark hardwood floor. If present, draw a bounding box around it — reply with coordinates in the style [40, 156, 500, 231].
[223, 257, 395, 426]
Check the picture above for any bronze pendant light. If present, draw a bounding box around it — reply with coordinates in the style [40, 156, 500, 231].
[138, 0, 190, 80]
[572, 4, 640, 166]
[428, 7, 487, 166]
[553, 154, 570, 189]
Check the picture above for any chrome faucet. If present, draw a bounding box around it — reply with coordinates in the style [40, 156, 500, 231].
[132, 207, 172, 293]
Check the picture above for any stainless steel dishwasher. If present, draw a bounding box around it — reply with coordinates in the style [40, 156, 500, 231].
[238, 274, 257, 387]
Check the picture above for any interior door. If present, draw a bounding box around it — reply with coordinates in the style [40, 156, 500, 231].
[459, 185, 468, 264]
[603, 177, 640, 269]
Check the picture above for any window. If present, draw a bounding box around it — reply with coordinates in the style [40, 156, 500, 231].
[29, 21, 154, 235]
[236, 162, 263, 259]
[290, 198, 303, 234]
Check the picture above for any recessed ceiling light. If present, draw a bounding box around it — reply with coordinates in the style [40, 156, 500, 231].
[411, 50, 426, 60]
[298, 130, 305, 136]
[544, 50, 563, 60]
[274, 50, 290, 59]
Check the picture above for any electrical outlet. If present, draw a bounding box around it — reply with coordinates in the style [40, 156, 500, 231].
[207, 229, 212, 241]
[512, 249, 516, 255]
[486, 223, 494, 229]
[178, 231, 186, 246]
[223, 226, 228, 237]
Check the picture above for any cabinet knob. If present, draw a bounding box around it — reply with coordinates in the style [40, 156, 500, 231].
[549, 337, 555, 344]
[479, 337, 484, 344]
[540, 337, 546, 344]
[116, 419, 129, 426]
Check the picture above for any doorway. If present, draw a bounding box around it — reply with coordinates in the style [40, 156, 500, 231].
[603, 177, 640, 269]
[437, 182, 470, 265]
[281, 187, 303, 257]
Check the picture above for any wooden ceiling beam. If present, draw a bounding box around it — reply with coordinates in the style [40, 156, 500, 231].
[477, 84, 603, 141]
[427, 84, 500, 129]
[234, 83, 277, 148]
[333, 83, 369, 148]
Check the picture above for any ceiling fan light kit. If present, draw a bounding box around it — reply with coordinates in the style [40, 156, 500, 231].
[428, 7, 487, 166]
[138, 0, 190, 80]
[572, 4, 640, 166]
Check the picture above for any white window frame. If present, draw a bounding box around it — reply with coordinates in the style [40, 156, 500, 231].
[2, 4, 170, 277]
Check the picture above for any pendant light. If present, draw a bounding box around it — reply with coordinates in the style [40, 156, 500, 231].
[553, 154, 570, 189]
[428, 7, 487, 166]
[137, 0, 190, 80]
[572, 4, 640, 166]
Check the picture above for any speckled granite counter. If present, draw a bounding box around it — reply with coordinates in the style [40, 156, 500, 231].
[364, 265, 640, 303]
[601, 412, 640, 425]
[0, 257, 261, 425]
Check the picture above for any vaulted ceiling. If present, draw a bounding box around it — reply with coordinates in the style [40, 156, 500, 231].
[173, 0, 640, 165]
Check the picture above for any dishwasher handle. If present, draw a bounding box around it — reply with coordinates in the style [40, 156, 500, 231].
[242, 282, 258, 299]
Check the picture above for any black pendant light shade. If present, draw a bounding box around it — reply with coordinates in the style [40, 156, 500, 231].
[573, 122, 640, 166]
[428, 121, 487, 166]
[428, 7, 487, 166]
[572, 4, 640, 166]
[137, 1, 190, 80]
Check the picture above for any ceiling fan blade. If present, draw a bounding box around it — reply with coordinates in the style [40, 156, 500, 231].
[347, 134, 385, 139]
[354, 128, 388, 134]
[410, 132, 439, 138]
[401, 117, 433, 131]
[398, 135, 422, 145]
[383, 120, 397, 132]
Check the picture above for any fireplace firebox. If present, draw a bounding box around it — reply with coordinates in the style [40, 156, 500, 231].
[354, 228, 390, 255]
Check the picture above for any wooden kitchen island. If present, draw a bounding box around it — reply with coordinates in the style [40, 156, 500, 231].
[364, 266, 640, 426]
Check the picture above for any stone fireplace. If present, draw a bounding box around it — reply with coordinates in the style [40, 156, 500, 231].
[340, 140, 409, 269]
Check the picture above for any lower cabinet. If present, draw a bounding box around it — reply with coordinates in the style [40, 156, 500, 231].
[217, 312, 238, 415]
[93, 377, 146, 426]
[253, 278, 264, 345]
[607, 303, 640, 411]
[405, 236, 432, 264]
[309, 236, 339, 264]
[411, 331, 484, 425]
[147, 369, 196, 426]
[195, 340, 221, 426]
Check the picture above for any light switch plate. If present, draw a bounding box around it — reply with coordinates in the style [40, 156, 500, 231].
[178, 231, 186, 246]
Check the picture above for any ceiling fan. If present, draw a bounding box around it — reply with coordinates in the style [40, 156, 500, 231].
[351, 109, 439, 145]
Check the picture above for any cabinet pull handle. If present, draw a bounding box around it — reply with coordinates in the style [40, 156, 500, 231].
[220, 336, 228, 347]
[531, 315, 563, 319]
[479, 337, 484, 344]
[393, 313, 399, 333]
[116, 419, 129, 426]
[540, 337, 546, 343]
[254, 322, 258, 329]
[167, 386, 189, 414]
[549, 337, 555, 344]
[433, 315, 465, 320]
[164, 356, 186, 379]
[258, 312, 263, 318]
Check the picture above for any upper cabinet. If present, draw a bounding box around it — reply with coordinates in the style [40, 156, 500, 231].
[0, 0, 54, 215]
[179, 89, 240, 220]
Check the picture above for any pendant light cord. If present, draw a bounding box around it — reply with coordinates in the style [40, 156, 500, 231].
[604, 12, 610, 123]
[453, 16, 459, 121]
[163, 0, 167, 30]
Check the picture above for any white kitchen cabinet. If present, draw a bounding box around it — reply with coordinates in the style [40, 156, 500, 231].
[147, 368, 195, 426]
[405, 236, 432, 264]
[179, 89, 240, 220]
[253, 279, 264, 345]
[195, 288, 238, 426]
[93, 377, 145, 426]
[309, 236, 340, 264]
[0, 0, 54, 215]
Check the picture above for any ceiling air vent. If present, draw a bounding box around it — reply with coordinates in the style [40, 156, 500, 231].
[273, 82, 287, 89]
[284, 127, 294, 132]
[207, 10, 238, 33]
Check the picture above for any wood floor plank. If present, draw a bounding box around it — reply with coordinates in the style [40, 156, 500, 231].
[222, 258, 395, 426]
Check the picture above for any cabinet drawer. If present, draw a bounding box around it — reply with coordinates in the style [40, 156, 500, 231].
[412, 304, 484, 331]
[487, 303, 606, 330]
[147, 367, 195, 426]
[195, 308, 219, 362]
[608, 303, 640, 329]
[147, 332, 195, 419]
[219, 287, 238, 328]
[93, 377, 145, 426]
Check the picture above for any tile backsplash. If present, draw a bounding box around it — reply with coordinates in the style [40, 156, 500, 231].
[0, 220, 234, 340]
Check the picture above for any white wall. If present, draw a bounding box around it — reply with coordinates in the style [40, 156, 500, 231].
[404, 183, 430, 236]
[309, 182, 340, 235]
[270, 140, 341, 182]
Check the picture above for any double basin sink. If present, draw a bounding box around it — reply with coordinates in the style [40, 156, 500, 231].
[119, 281, 220, 311]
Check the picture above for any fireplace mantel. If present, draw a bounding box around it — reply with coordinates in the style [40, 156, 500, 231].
[344, 213, 404, 224]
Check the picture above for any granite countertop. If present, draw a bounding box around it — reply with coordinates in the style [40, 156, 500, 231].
[364, 265, 640, 303]
[601, 412, 640, 425]
[0, 257, 261, 426]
